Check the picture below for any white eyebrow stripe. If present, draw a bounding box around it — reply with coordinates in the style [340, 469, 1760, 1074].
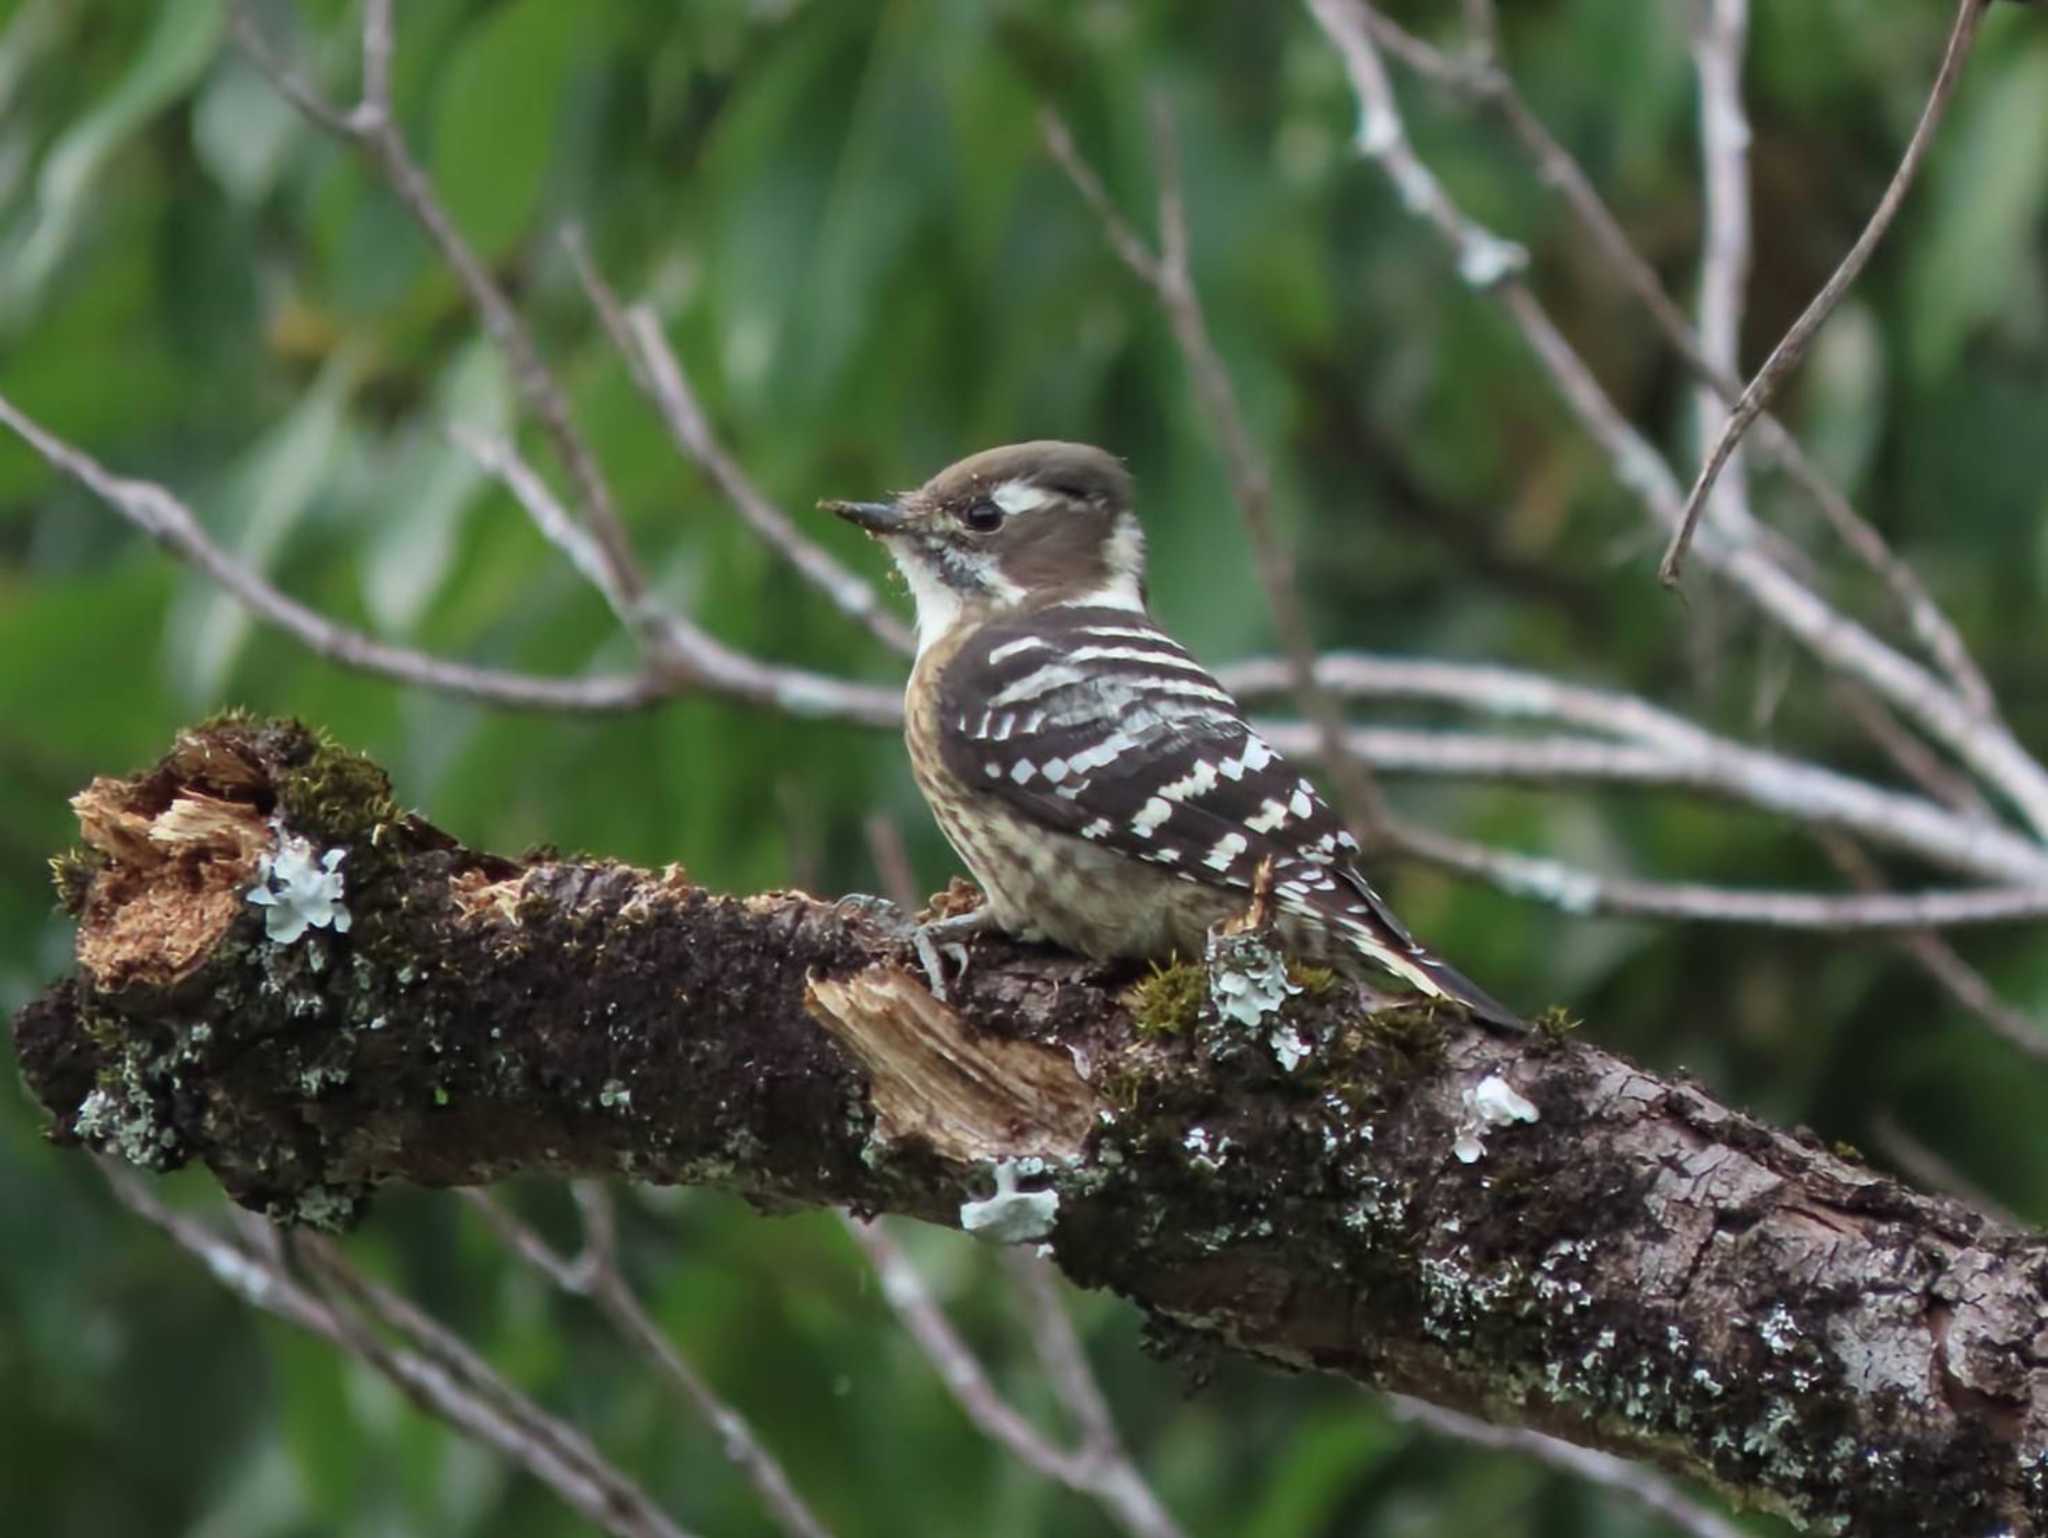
[992, 662, 1087, 706]
[991, 480, 1054, 514]
[987, 635, 1051, 665]
[1067, 644, 1213, 675]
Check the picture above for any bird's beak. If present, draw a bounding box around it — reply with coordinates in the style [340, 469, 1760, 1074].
[820, 498, 909, 536]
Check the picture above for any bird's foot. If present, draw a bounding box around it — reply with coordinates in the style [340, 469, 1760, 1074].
[831, 893, 998, 1003]
[906, 906, 1001, 1003]
[832, 893, 907, 929]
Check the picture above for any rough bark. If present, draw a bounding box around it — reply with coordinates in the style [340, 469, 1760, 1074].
[13, 718, 2048, 1536]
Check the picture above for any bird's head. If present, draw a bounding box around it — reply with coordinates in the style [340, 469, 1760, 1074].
[823, 441, 1145, 652]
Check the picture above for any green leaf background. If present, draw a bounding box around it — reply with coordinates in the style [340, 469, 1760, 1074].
[4, 2, 2047, 1534]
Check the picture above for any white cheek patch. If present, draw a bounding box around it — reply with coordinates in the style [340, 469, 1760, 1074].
[991, 480, 1054, 515]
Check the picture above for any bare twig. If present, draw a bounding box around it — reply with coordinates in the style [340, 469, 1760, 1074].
[842, 1216, 1187, 1538]
[562, 231, 915, 657]
[449, 426, 632, 618]
[1041, 101, 1391, 848]
[460, 1188, 594, 1290]
[1458, 0, 1500, 63]
[1000, 1252, 1185, 1538]
[1816, 831, 2048, 1062]
[570, 1186, 835, 1538]
[1388, 821, 2048, 930]
[1386, 1395, 1750, 1538]
[1298, 6, 2048, 838]
[1827, 680, 1996, 823]
[1321, 720, 2048, 884]
[227, 3, 359, 134]
[1661, 0, 1991, 584]
[0, 389, 903, 724]
[296, 1234, 646, 1521]
[843, 1216, 1088, 1485]
[463, 1187, 836, 1538]
[104, 1169, 692, 1538]
[1355, 0, 2000, 718]
[232, 1, 660, 652]
[0, 389, 649, 709]
[1232, 654, 2048, 887]
[1485, 276, 2048, 836]
[1302, 1, 1529, 290]
[1689, 0, 1754, 536]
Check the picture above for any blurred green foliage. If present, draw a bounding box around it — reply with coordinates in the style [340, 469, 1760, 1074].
[4, 0, 2046, 1533]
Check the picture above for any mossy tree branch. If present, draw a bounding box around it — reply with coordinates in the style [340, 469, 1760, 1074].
[13, 720, 2048, 1536]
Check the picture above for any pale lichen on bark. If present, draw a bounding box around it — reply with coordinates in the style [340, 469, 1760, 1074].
[11, 719, 2048, 1535]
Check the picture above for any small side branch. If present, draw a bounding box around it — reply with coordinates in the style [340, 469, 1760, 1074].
[562, 233, 915, 658]
[1660, 0, 1992, 583]
[233, 0, 656, 640]
[1352, 0, 1999, 715]
[103, 1168, 694, 1538]
[1300, 0, 2048, 839]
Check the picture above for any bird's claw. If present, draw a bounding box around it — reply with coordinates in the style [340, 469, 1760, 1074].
[910, 931, 973, 1004]
[831, 892, 987, 1003]
[832, 892, 905, 926]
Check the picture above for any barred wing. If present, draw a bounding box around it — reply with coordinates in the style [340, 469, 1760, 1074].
[939, 608, 1403, 921]
[935, 604, 1519, 1024]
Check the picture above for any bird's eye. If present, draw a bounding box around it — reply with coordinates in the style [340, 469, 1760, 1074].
[961, 501, 1004, 533]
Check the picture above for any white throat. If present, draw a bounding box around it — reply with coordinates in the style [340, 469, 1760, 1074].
[898, 553, 967, 657]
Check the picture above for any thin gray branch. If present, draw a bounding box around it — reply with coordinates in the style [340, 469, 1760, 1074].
[0, 390, 901, 724]
[843, 1216, 1187, 1538]
[1482, 273, 2048, 836]
[104, 1168, 691, 1538]
[1233, 654, 2048, 888]
[1315, 0, 2013, 822]
[561, 231, 915, 657]
[1661, 0, 1992, 583]
[1827, 680, 1997, 822]
[1000, 1253, 1186, 1538]
[1356, 0, 2001, 719]
[462, 1186, 835, 1538]
[449, 426, 630, 618]
[1389, 822, 2048, 930]
[1387, 1395, 1751, 1538]
[843, 1216, 1093, 1487]
[297, 1232, 693, 1538]
[233, 1, 660, 653]
[1688, 0, 1754, 536]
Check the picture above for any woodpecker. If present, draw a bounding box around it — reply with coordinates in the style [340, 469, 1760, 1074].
[824, 440, 1519, 1027]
